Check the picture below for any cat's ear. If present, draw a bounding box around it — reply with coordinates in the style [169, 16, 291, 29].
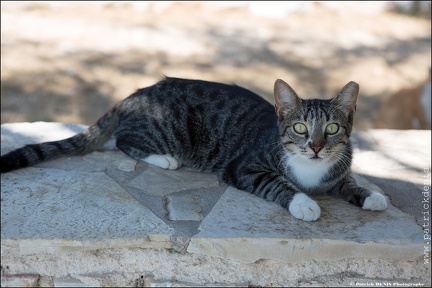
[274, 79, 301, 119]
[332, 81, 359, 120]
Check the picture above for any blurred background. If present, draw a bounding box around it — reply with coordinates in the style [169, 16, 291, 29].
[1, 1, 431, 131]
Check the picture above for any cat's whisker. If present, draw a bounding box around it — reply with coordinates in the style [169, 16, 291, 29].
[283, 153, 301, 168]
[330, 152, 352, 174]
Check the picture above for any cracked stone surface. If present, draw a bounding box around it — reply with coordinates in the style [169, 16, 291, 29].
[1, 122, 430, 286]
[1, 168, 174, 240]
[127, 165, 219, 196]
[165, 194, 205, 221]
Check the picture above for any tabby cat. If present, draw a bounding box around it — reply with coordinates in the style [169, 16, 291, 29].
[0, 77, 387, 221]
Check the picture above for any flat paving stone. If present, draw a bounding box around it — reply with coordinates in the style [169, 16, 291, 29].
[1, 165, 177, 255]
[0, 274, 40, 288]
[188, 185, 423, 263]
[165, 194, 205, 221]
[1, 167, 174, 240]
[127, 165, 219, 196]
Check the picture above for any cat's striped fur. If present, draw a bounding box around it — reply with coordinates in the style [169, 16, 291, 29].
[0, 77, 387, 221]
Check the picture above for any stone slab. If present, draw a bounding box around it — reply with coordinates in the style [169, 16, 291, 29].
[1, 237, 182, 257]
[53, 277, 88, 288]
[127, 165, 219, 196]
[188, 184, 424, 263]
[1, 168, 174, 240]
[0, 274, 40, 287]
[165, 194, 205, 221]
[1, 167, 176, 255]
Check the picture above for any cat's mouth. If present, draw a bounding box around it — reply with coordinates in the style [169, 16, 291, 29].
[310, 155, 323, 160]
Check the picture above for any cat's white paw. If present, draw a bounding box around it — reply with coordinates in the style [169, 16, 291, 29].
[143, 154, 180, 170]
[362, 191, 387, 211]
[289, 193, 321, 221]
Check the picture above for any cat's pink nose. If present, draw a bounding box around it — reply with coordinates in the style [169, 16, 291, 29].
[311, 146, 323, 154]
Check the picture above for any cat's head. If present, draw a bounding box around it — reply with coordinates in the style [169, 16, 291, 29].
[273, 79, 358, 164]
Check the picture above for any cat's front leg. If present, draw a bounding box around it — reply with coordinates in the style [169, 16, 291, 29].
[362, 191, 387, 210]
[338, 174, 387, 211]
[222, 168, 321, 221]
[289, 193, 321, 221]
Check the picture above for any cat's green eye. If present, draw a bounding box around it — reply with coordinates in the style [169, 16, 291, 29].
[293, 123, 308, 134]
[325, 123, 339, 135]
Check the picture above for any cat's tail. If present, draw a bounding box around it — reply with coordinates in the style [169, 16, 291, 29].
[0, 108, 119, 173]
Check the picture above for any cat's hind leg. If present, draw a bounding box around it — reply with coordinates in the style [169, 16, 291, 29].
[116, 137, 181, 170]
[142, 154, 180, 170]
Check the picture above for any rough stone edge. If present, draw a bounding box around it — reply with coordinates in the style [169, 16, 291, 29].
[0, 274, 40, 287]
[186, 237, 424, 264]
[1, 247, 430, 287]
[1, 236, 189, 256]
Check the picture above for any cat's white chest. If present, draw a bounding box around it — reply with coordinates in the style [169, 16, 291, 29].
[287, 157, 332, 188]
